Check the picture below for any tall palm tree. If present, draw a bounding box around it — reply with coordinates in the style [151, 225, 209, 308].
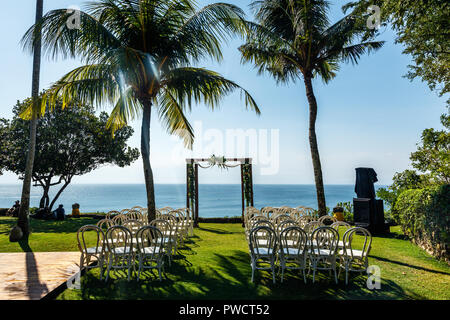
[22, 0, 259, 221]
[16, 0, 44, 238]
[239, 0, 384, 215]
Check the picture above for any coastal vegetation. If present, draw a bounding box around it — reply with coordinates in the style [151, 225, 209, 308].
[239, 0, 384, 215]
[0, 96, 139, 210]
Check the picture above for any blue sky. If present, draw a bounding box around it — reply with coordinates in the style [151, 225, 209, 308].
[0, 0, 447, 185]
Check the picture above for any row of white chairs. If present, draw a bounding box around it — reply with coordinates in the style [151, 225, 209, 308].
[246, 219, 372, 285]
[77, 207, 194, 281]
[244, 206, 339, 228]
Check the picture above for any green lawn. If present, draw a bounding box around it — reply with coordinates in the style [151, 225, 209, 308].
[1, 217, 449, 300]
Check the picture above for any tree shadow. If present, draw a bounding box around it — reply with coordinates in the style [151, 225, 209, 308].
[18, 236, 49, 300]
[197, 226, 240, 235]
[69, 245, 424, 300]
[370, 255, 450, 276]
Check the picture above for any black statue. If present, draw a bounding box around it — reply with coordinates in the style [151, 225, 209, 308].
[355, 167, 378, 199]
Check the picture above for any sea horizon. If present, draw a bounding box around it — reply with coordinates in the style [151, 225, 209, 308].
[0, 183, 387, 217]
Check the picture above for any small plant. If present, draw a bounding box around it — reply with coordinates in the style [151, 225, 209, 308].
[336, 202, 353, 222]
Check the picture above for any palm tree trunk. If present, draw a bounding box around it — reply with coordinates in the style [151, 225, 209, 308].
[303, 75, 327, 216]
[16, 0, 43, 237]
[141, 100, 156, 221]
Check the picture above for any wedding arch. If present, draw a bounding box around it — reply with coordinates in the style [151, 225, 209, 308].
[186, 156, 254, 227]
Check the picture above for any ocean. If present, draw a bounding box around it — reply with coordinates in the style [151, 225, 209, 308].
[0, 184, 386, 218]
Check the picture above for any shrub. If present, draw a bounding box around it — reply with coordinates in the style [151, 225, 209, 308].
[336, 202, 354, 223]
[393, 184, 449, 262]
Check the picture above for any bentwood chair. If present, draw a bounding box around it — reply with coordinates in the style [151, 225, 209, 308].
[111, 214, 127, 225]
[105, 210, 120, 219]
[136, 226, 165, 281]
[97, 218, 115, 232]
[249, 226, 278, 284]
[160, 214, 179, 254]
[279, 226, 309, 283]
[309, 227, 340, 284]
[330, 221, 352, 249]
[338, 227, 372, 285]
[105, 226, 135, 281]
[122, 219, 143, 236]
[149, 219, 176, 265]
[77, 225, 105, 280]
[318, 215, 338, 225]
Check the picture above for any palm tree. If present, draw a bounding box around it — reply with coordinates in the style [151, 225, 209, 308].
[239, 0, 384, 215]
[22, 0, 259, 221]
[16, 0, 44, 238]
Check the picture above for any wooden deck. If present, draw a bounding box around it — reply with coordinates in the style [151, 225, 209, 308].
[0, 252, 80, 300]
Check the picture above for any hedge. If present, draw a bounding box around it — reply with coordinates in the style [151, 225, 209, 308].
[394, 184, 449, 262]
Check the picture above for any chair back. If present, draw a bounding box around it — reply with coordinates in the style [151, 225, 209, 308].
[160, 213, 178, 233]
[105, 210, 120, 219]
[111, 214, 127, 225]
[276, 219, 298, 235]
[122, 219, 143, 235]
[120, 208, 130, 214]
[249, 226, 277, 257]
[272, 214, 292, 226]
[303, 221, 322, 235]
[318, 215, 338, 225]
[105, 225, 133, 254]
[311, 226, 339, 254]
[97, 218, 115, 232]
[260, 206, 276, 219]
[149, 219, 172, 236]
[280, 226, 308, 256]
[77, 225, 104, 255]
[136, 226, 164, 259]
[330, 221, 351, 234]
[342, 227, 372, 259]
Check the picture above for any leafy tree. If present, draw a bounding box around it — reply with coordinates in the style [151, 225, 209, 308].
[377, 108, 449, 211]
[344, 0, 450, 96]
[1, 97, 139, 210]
[239, 0, 383, 215]
[22, 0, 259, 221]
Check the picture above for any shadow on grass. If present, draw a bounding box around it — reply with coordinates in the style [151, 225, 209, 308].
[370, 255, 450, 276]
[0, 217, 98, 235]
[70, 247, 423, 300]
[197, 226, 241, 235]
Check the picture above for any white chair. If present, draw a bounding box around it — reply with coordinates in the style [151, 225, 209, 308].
[338, 227, 372, 285]
[105, 210, 120, 219]
[331, 221, 352, 249]
[122, 219, 143, 236]
[279, 226, 308, 283]
[149, 219, 176, 265]
[97, 218, 115, 232]
[111, 214, 127, 225]
[77, 225, 105, 280]
[249, 226, 278, 284]
[160, 213, 179, 255]
[309, 226, 339, 284]
[105, 225, 135, 281]
[136, 226, 165, 281]
[318, 215, 338, 225]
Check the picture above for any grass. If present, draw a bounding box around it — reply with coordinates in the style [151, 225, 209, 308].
[0, 217, 449, 300]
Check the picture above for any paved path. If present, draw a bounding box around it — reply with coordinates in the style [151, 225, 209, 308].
[0, 252, 80, 300]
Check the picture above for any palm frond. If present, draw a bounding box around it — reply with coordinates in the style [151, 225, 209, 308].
[158, 89, 195, 148]
[163, 67, 260, 114]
